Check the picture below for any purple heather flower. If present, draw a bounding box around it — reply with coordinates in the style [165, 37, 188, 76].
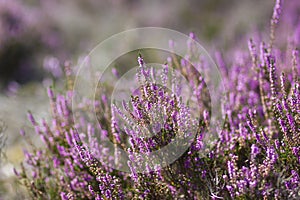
[53, 156, 60, 168]
[95, 194, 101, 200]
[259, 42, 268, 66]
[27, 112, 37, 126]
[271, 0, 282, 25]
[47, 87, 55, 99]
[292, 147, 300, 164]
[248, 39, 258, 65]
[57, 145, 68, 157]
[64, 131, 72, 146]
[251, 144, 260, 160]
[226, 185, 234, 198]
[249, 180, 257, 189]
[274, 139, 280, 149]
[237, 180, 247, 194]
[112, 68, 119, 78]
[267, 55, 277, 97]
[227, 158, 236, 179]
[187, 32, 197, 51]
[290, 170, 300, 189]
[266, 147, 278, 164]
[60, 192, 68, 200]
[292, 50, 299, 79]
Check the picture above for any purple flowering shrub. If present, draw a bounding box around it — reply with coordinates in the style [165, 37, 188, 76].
[15, 1, 300, 199]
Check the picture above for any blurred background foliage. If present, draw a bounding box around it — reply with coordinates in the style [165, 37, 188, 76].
[0, 0, 274, 88]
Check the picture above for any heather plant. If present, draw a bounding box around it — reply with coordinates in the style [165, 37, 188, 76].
[15, 0, 300, 199]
